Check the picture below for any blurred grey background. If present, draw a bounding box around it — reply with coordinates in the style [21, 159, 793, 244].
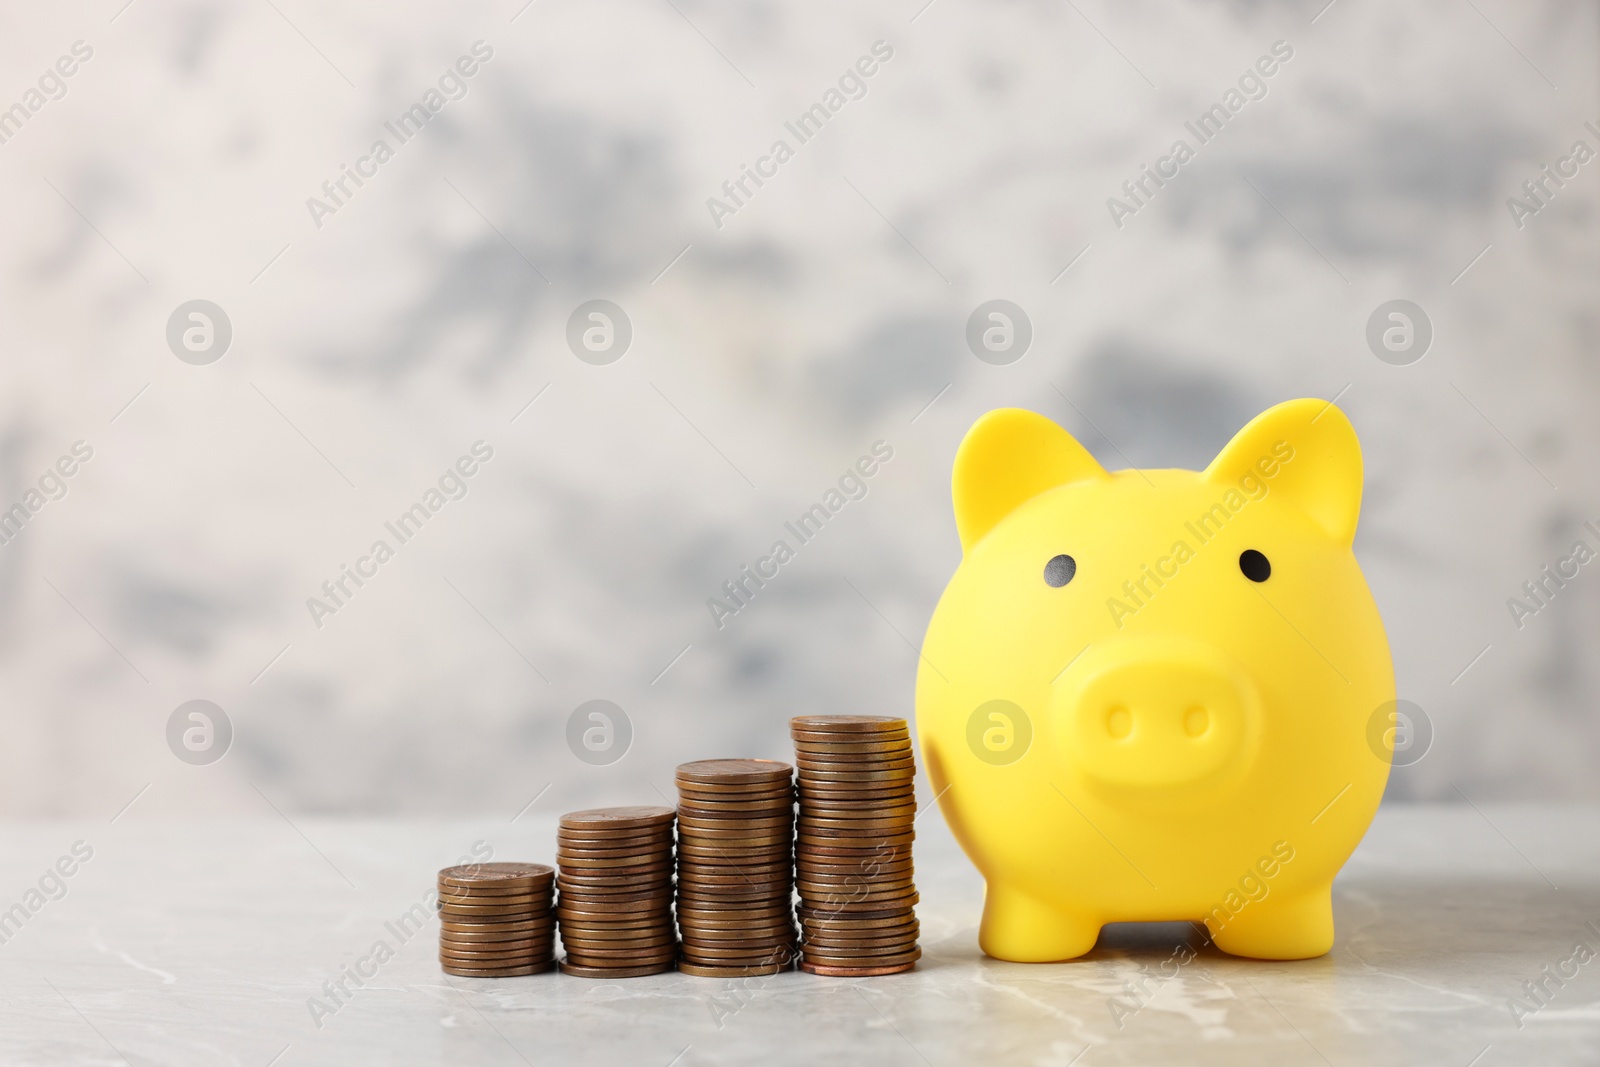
[0, 0, 1596, 817]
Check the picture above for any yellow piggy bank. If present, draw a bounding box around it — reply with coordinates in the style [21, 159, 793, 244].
[916, 399, 1393, 961]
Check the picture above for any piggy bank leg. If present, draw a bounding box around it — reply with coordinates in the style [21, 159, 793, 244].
[979, 883, 1100, 962]
[1208, 884, 1335, 960]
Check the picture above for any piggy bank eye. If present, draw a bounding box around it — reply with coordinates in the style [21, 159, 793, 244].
[1239, 549, 1271, 582]
[1043, 554, 1077, 587]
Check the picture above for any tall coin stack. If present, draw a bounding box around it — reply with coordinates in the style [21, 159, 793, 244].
[791, 715, 921, 975]
[437, 862, 556, 977]
[674, 759, 798, 977]
[556, 806, 678, 978]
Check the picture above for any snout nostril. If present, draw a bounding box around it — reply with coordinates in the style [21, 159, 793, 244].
[1184, 705, 1209, 738]
[1106, 706, 1132, 740]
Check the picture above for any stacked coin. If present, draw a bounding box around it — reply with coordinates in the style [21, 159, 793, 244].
[674, 759, 798, 977]
[791, 715, 921, 975]
[556, 806, 678, 978]
[438, 862, 556, 977]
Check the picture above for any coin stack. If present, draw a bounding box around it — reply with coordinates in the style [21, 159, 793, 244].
[674, 759, 798, 977]
[437, 862, 556, 977]
[556, 806, 678, 978]
[791, 715, 921, 975]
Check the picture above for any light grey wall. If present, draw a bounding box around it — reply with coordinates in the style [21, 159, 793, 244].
[0, 0, 1595, 816]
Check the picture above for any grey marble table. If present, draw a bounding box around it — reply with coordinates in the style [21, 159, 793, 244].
[0, 804, 1595, 1066]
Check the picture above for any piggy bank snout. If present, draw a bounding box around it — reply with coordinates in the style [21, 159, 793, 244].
[1056, 640, 1261, 791]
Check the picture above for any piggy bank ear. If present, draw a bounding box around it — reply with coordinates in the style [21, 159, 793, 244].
[1204, 398, 1363, 546]
[953, 408, 1109, 552]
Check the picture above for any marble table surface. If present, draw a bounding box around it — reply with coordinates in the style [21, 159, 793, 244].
[1, 804, 1595, 1066]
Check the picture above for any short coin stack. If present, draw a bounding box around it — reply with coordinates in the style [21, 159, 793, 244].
[791, 715, 921, 975]
[437, 862, 555, 977]
[556, 806, 678, 978]
[674, 759, 798, 977]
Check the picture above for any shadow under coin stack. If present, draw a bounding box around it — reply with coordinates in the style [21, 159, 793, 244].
[674, 759, 798, 977]
[437, 862, 556, 977]
[556, 806, 678, 978]
[791, 715, 921, 976]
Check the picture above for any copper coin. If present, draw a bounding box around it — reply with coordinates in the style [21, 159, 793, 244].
[677, 792, 795, 807]
[437, 882, 553, 900]
[678, 902, 793, 918]
[802, 929, 918, 947]
[557, 868, 675, 885]
[803, 945, 921, 964]
[678, 819, 796, 831]
[799, 797, 918, 813]
[797, 819, 915, 833]
[677, 960, 793, 978]
[798, 908, 919, 926]
[792, 737, 913, 752]
[798, 785, 916, 801]
[556, 895, 673, 913]
[676, 846, 792, 863]
[556, 883, 675, 899]
[683, 946, 797, 963]
[556, 841, 673, 859]
[679, 903, 791, 916]
[557, 823, 675, 840]
[676, 759, 793, 783]
[441, 961, 556, 977]
[441, 932, 553, 950]
[435, 893, 548, 912]
[795, 753, 916, 769]
[439, 917, 551, 934]
[681, 931, 796, 948]
[797, 766, 916, 782]
[441, 930, 555, 947]
[799, 959, 917, 977]
[796, 915, 915, 927]
[799, 886, 918, 906]
[438, 862, 554, 889]
[790, 714, 905, 730]
[798, 856, 912, 872]
[559, 960, 675, 978]
[437, 901, 552, 918]
[560, 806, 676, 830]
[676, 780, 795, 796]
[677, 866, 790, 881]
[441, 940, 553, 953]
[556, 851, 680, 869]
[556, 914, 674, 929]
[560, 933, 678, 952]
[677, 885, 790, 901]
[564, 947, 678, 965]
[678, 843, 791, 857]
[441, 945, 553, 963]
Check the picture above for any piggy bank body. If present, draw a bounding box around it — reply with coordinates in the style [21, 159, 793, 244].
[916, 400, 1392, 961]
